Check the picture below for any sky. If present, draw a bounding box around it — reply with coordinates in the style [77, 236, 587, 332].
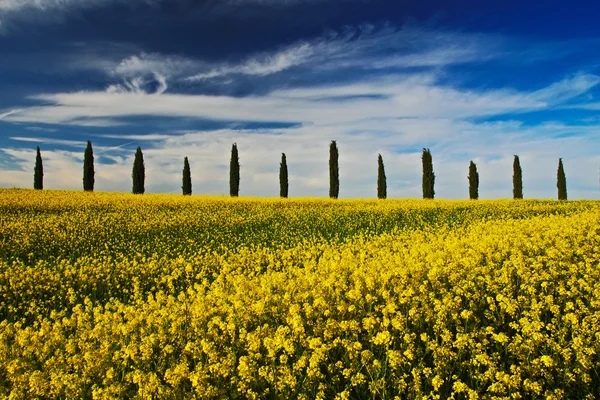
[1, 0, 600, 199]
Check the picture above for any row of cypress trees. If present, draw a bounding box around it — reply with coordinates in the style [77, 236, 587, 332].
[31, 142, 569, 200]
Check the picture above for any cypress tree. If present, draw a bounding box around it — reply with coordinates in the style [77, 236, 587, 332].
[557, 158, 567, 200]
[83, 140, 95, 192]
[422, 148, 435, 199]
[280, 153, 288, 198]
[468, 160, 479, 200]
[34, 146, 43, 190]
[132, 146, 145, 194]
[182, 157, 192, 195]
[513, 155, 523, 199]
[329, 140, 339, 199]
[377, 153, 387, 199]
[230, 143, 240, 197]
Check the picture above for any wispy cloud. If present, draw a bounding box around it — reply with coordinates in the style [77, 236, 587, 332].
[19, 25, 497, 87]
[0, 109, 21, 120]
[371, 46, 495, 69]
[8, 136, 136, 154]
[565, 102, 600, 111]
[101, 52, 197, 95]
[114, 53, 196, 77]
[25, 126, 58, 132]
[186, 42, 315, 81]
[106, 73, 168, 95]
[185, 25, 503, 81]
[3, 72, 596, 127]
[0, 0, 122, 12]
[94, 141, 137, 155]
[0, 0, 340, 32]
[9, 136, 86, 147]
[0, 0, 333, 13]
[0, 23, 507, 103]
[530, 74, 600, 105]
[98, 133, 181, 141]
[0, 0, 160, 30]
[105, 41, 317, 88]
[104, 50, 223, 95]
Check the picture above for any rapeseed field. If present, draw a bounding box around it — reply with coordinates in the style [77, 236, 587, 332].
[0, 189, 599, 399]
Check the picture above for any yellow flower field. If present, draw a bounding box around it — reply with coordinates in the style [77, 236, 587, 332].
[0, 189, 599, 399]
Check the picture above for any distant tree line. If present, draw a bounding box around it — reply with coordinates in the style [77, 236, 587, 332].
[31, 143, 569, 201]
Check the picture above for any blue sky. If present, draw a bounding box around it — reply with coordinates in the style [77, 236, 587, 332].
[1, 0, 600, 198]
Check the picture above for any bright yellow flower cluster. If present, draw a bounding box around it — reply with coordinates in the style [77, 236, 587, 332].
[1, 189, 599, 398]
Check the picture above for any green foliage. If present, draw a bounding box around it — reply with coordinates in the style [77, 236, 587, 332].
[280, 153, 288, 198]
[557, 158, 567, 200]
[182, 157, 192, 196]
[83, 141, 95, 192]
[34, 146, 43, 190]
[329, 141, 339, 199]
[513, 155, 523, 199]
[422, 148, 435, 199]
[468, 160, 479, 200]
[132, 147, 145, 194]
[230, 143, 240, 197]
[377, 154, 386, 199]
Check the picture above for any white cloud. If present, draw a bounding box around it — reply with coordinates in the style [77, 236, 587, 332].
[187, 42, 315, 81]
[110, 41, 318, 85]
[184, 25, 503, 81]
[7, 136, 137, 156]
[25, 126, 58, 132]
[0, 0, 344, 32]
[0, 0, 333, 13]
[0, 109, 20, 120]
[3, 119, 598, 199]
[98, 133, 181, 141]
[0, 0, 90, 12]
[530, 73, 600, 105]
[371, 46, 495, 69]
[113, 52, 203, 78]
[0, 0, 160, 28]
[105, 51, 210, 95]
[2, 24, 502, 101]
[565, 102, 600, 111]
[10, 136, 86, 147]
[2, 73, 595, 128]
[106, 73, 168, 95]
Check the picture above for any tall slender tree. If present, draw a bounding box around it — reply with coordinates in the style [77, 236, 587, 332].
[513, 155, 523, 199]
[377, 154, 387, 199]
[329, 141, 339, 199]
[132, 146, 145, 194]
[182, 156, 192, 195]
[279, 153, 288, 198]
[34, 146, 43, 190]
[422, 148, 435, 199]
[557, 158, 567, 200]
[468, 160, 479, 200]
[230, 143, 240, 197]
[83, 141, 95, 192]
